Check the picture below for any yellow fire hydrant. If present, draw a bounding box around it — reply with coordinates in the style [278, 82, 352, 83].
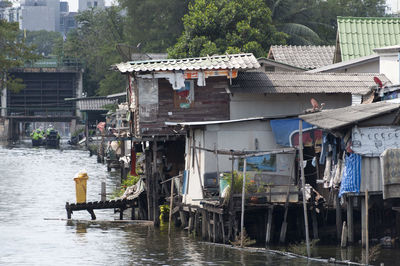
[74, 172, 89, 203]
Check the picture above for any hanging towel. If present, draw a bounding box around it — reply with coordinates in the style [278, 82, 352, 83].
[339, 153, 361, 198]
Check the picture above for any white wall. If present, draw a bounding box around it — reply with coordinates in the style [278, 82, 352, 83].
[183, 120, 295, 205]
[230, 93, 351, 119]
[379, 53, 399, 84]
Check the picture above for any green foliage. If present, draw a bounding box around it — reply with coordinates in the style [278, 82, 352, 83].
[230, 229, 256, 247]
[23, 30, 63, 56]
[0, 20, 41, 93]
[265, 0, 387, 45]
[59, 6, 126, 96]
[113, 172, 140, 198]
[284, 239, 319, 256]
[119, 0, 191, 53]
[168, 0, 286, 58]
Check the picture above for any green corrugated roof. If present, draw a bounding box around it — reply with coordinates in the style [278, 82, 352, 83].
[337, 16, 400, 61]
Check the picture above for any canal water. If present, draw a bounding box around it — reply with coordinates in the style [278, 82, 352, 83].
[0, 143, 397, 265]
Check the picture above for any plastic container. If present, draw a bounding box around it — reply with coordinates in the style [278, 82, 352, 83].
[74, 172, 89, 203]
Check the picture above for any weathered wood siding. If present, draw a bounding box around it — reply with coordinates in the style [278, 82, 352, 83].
[140, 77, 230, 136]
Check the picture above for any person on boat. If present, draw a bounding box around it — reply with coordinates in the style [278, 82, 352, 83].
[30, 128, 44, 140]
[46, 125, 60, 139]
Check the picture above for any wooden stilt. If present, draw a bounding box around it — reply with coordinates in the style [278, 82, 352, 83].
[365, 190, 369, 265]
[207, 211, 212, 241]
[341, 221, 348, 248]
[213, 212, 216, 243]
[219, 214, 225, 244]
[335, 191, 342, 242]
[265, 206, 273, 246]
[201, 209, 207, 240]
[311, 209, 319, 239]
[152, 141, 159, 226]
[361, 196, 366, 247]
[145, 150, 152, 221]
[168, 176, 175, 236]
[347, 196, 354, 244]
[299, 120, 311, 257]
[240, 158, 247, 247]
[179, 211, 187, 228]
[194, 210, 199, 236]
[131, 206, 135, 220]
[228, 154, 235, 241]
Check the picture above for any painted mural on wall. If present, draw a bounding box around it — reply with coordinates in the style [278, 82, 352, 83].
[352, 126, 400, 157]
[239, 154, 277, 172]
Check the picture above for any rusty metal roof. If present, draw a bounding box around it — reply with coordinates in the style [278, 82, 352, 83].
[299, 101, 400, 130]
[268, 45, 335, 69]
[114, 53, 260, 73]
[230, 72, 389, 95]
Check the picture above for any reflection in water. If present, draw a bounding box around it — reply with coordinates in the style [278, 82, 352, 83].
[3, 143, 394, 265]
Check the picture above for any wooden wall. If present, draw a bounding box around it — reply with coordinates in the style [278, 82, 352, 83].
[140, 76, 230, 136]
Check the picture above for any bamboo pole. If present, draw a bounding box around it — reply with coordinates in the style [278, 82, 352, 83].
[240, 159, 247, 248]
[168, 176, 175, 236]
[299, 120, 311, 258]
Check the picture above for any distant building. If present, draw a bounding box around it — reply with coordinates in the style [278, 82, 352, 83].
[20, 0, 60, 32]
[78, 0, 105, 11]
[0, 1, 21, 23]
[60, 1, 77, 36]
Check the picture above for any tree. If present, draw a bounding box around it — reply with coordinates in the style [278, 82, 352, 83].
[59, 7, 126, 96]
[168, 0, 287, 58]
[24, 30, 63, 56]
[266, 0, 324, 45]
[118, 0, 191, 53]
[0, 20, 40, 94]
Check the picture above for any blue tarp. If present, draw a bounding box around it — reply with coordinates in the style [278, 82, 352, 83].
[339, 153, 361, 197]
[270, 118, 318, 147]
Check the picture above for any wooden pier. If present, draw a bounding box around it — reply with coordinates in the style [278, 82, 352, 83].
[65, 199, 138, 220]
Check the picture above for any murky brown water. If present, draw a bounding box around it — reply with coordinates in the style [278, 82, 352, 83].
[0, 142, 397, 265]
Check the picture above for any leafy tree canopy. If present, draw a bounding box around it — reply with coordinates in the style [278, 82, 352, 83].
[0, 20, 40, 93]
[168, 0, 287, 58]
[23, 30, 63, 56]
[265, 0, 387, 45]
[59, 6, 126, 96]
[118, 0, 190, 53]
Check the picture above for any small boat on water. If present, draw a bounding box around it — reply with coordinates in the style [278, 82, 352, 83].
[45, 129, 60, 148]
[30, 129, 45, 147]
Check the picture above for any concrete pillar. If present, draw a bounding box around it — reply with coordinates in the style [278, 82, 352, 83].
[70, 119, 77, 136]
[347, 196, 354, 244]
[1, 88, 7, 117]
[76, 70, 83, 119]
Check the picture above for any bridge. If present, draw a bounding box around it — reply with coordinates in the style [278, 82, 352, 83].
[0, 58, 83, 141]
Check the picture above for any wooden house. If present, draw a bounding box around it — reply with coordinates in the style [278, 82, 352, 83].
[300, 101, 400, 245]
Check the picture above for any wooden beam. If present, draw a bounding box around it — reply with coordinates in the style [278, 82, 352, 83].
[265, 206, 274, 246]
[347, 196, 354, 244]
[299, 120, 311, 257]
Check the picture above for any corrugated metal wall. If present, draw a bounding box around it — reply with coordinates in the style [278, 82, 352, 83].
[361, 157, 382, 192]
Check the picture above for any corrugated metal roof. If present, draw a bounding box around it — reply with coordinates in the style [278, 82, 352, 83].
[337, 17, 400, 61]
[299, 101, 400, 130]
[76, 98, 117, 111]
[114, 53, 260, 73]
[307, 54, 379, 73]
[165, 117, 270, 127]
[268, 45, 335, 69]
[230, 72, 389, 95]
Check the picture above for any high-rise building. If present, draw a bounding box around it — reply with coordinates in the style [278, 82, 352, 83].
[20, 0, 60, 32]
[0, 1, 21, 23]
[78, 0, 105, 12]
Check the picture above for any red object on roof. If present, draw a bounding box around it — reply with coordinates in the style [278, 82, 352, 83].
[374, 76, 383, 88]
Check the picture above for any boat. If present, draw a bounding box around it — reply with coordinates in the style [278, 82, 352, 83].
[30, 129, 45, 147]
[45, 129, 60, 148]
